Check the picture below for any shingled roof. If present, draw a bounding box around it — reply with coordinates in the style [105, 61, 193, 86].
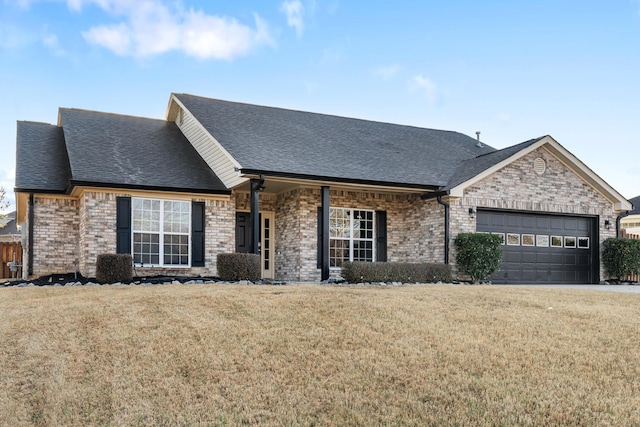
[173, 93, 498, 188]
[16, 109, 228, 194]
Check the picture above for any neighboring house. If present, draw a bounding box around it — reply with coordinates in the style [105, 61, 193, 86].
[14, 93, 632, 284]
[0, 211, 23, 279]
[620, 195, 640, 235]
[0, 211, 21, 242]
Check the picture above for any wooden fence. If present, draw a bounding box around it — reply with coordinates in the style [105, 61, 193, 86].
[621, 230, 640, 282]
[0, 241, 22, 280]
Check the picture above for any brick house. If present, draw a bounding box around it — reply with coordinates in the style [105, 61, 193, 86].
[14, 93, 632, 283]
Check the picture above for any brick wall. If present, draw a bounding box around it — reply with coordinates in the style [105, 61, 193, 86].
[28, 191, 234, 280]
[30, 196, 80, 277]
[270, 187, 445, 281]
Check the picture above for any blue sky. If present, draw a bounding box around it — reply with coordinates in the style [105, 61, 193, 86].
[1, 0, 639, 211]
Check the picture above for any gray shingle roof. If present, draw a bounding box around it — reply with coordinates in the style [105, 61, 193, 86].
[16, 121, 70, 192]
[31, 109, 227, 193]
[175, 94, 498, 188]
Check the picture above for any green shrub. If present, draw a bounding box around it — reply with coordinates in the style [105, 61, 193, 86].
[602, 238, 640, 280]
[96, 254, 133, 284]
[454, 233, 503, 282]
[217, 253, 261, 282]
[341, 261, 451, 283]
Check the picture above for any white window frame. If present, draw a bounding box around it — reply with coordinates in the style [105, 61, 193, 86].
[131, 197, 191, 268]
[329, 207, 375, 269]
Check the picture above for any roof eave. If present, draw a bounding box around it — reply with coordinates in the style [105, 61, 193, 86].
[240, 168, 441, 192]
[67, 180, 231, 196]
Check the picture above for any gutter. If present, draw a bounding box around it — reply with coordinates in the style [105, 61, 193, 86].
[28, 193, 34, 277]
[436, 195, 450, 264]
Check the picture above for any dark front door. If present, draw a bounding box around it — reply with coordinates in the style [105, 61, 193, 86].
[236, 212, 252, 253]
[476, 210, 598, 284]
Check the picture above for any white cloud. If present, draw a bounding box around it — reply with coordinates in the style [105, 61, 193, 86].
[375, 64, 400, 80]
[411, 74, 438, 103]
[76, 0, 274, 60]
[42, 29, 68, 56]
[280, 0, 305, 37]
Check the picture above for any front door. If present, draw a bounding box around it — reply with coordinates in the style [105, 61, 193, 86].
[235, 212, 274, 279]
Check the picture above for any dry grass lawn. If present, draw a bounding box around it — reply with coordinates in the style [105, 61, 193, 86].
[1, 284, 640, 426]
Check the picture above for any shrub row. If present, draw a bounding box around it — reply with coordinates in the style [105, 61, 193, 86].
[341, 261, 451, 284]
[217, 253, 261, 281]
[96, 254, 133, 284]
[602, 238, 640, 280]
[453, 233, 503, 282]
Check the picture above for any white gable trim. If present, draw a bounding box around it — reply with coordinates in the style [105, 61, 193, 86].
[166, 94, 246, 190]
[449, 135, 632, 212]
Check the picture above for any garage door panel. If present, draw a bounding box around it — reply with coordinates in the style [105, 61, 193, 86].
[476, 210, 596, 284]
[522, 251, 537, 264]
[549, 270, 564, 282]
[507, 216, 520, 227]
[505, 252, 521, 263]
[550, 218, 564, 230]
[564, 218, 578, 231]
[536, 217, 549, 228]
[549, 253, 564, 265]
[521, 216, 535, 228]
[522, 269, 537, 281]
[536, 252, 550, 263]
[564, 253, 577, 266]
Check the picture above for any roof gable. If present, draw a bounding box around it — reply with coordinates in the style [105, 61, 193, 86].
[171, 93, 496, 188]
[446, 135, 631, 211]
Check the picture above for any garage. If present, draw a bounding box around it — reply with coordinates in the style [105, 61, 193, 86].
[476, 210, 599, 284]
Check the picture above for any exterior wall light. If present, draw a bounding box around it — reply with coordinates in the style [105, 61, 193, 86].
[469, 207, 476, 219]
[604, 219, 611, 230]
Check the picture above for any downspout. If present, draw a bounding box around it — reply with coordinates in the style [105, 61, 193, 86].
[28, 193, 34, 277]
[436, 195, 450, 264]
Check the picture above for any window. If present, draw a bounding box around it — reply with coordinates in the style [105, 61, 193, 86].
[329, 208, 374, 267]
[132, 198, 190, 266]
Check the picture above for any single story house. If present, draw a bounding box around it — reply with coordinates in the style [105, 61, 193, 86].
[15, 93, 632, 283]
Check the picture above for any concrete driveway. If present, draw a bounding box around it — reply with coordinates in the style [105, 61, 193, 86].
[510, 284, 640, 294]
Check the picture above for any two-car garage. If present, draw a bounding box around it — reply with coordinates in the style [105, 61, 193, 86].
[476, 210, 599, 284]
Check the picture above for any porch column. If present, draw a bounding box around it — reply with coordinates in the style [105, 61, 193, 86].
[250, 176, 264, 254]
[321, 186, 330, 281]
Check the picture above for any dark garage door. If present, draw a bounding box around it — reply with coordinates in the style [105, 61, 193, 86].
[476, 210, 598, 284]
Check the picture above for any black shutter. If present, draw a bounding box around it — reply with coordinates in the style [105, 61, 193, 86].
[376, 210, 387, 262]
[317, 207, 323, 269]
[192, 201, 205, 267]
[116, 197, 131, 255]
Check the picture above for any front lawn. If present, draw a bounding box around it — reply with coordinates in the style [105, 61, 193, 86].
[1, 284, 639, 425]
